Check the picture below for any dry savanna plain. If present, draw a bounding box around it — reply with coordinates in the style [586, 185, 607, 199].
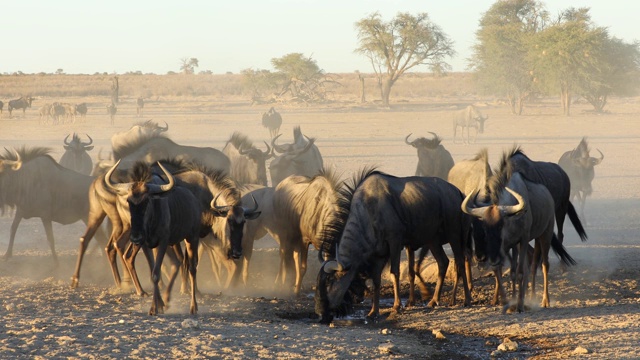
[0, 74, 639, 359]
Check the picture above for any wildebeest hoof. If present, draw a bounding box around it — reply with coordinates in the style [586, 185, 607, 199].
[427, 300, 438, 308]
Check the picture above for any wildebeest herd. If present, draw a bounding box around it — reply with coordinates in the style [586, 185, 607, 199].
[0, 105, 605, 323]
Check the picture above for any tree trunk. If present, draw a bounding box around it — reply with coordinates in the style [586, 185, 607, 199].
[561, 86, 571, 116]
[111, 76, 119, 104]
[358, 74, 366, 103]
[381, 78, 393, 107]
[508, 94, 517, 115]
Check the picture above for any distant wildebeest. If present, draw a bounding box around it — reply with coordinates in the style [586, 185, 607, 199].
[39, 103, 53, 124]
[0, 147, 107, 266]
[8, 96, 34, 117]
[112, 132, 230, 175]
[0, 100, 4, 113]
[405, 132, 454, 179]
[59, 133, 94, 175]
[107, 161, 202, 315]
[269, 126, 323, 186]
[49, 102, 66, 125]
[452, 105, 488, 144]
[62, 103, 77, 123]
[508, 147, 587, 245]
[222, 132, 273, 186]
[316, 169, 472, 323]
[462, 148, 576, 312]
[111, 120, 169, 160]
[75, 103, 88, 121]
[107, 102, 117, 125]
[558, 137, 603, 221]
[262, 107, 282, 140]
[136, 97, 144, 117]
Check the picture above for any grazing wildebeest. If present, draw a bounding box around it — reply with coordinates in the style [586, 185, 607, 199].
[262, 107, 282, 140]
[452, 105, 488, 144]
[49, 102, 66, 125]
[0, 147, 107, 265]
[222, 132, 273, 186]
[508, 147, 587, 245]
[558, 137, 603, 221]
[462, 150, 576, 312]
[62, 103, 77, 123]
[112, 133, 230, 175]
[111, 120, 169, 159]
[59, 133, 94, 175]
[107, 161, 202, 315]
[269, 126, 323, 186]
[106, 102, 117, 125]
[136, 97, 144, 117]
[405, 132, 454, 179]
[269, 169, 344, 295]
[7, 96, 34, 117]
[315, 169, 472, 323]
[75, 103, 88, 121]
[39, 103, 53, 124]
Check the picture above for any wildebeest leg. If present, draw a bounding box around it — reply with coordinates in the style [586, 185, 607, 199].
[71, 211, 110, 288]
[293, 244, 309, 296]
[427, 244, 449, 308]
[122, 241, 150, 297]
[491, 265, 507, 306]
[578, 191, 587, 222]
[406, 248, 417, 307]
[388, 245, 403, 313]
[537, 236, 551, 308]
[4, 211, 24, 260]
[450, 239, 472, 307]
[530, 241, 541, 297]
[41, 219, 59, 266]
[184, 238, 199, 314]
[514, 240, 529, 313]
[161, 245, 182, 308]
[367, 259, 387, 319]
[414, 247, 432, 302]
[149, 244, 167, 315]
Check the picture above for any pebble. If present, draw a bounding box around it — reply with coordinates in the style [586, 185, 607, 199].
[432, 329, 446, 340]
[378, 343, 399, 354]
[573, 346, 590, 354]
[181, 319, 199, 329]
[381, 328, 391, 335]
[497, 338, 518, 352]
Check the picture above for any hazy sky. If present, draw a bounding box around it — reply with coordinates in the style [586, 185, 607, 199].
[3, 1, 638, 75]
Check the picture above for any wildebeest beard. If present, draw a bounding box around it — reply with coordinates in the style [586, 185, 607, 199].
[315, 263, 369, 324]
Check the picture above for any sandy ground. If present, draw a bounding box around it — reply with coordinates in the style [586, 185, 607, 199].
[0, 95, 639, 359]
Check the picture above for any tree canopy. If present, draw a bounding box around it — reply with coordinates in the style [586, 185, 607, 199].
[355, 12, 455, 107]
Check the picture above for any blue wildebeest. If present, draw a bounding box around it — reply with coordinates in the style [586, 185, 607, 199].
[405, 132, 454, 179]
[0, 147, 108, 265]
[136, 97, 144, 117]
[50, 102, 66, 125]
[262, 107, 282, 140]
[508, 147, 587, 245]
[106, 102, 117, 125]
[462, 149, 576, 312]
[59, 133, 94, 175]
[452, 105, 488, 144]
[107, 161, 202, 315]
[39, 103, 53, 124]
[269, 126, 323, 186]
[315, 169, 472, 323]
[558, 137, 603, 221]
[0, 100, 4, 113]
[111, 120, 169, 160]
[222, 132, 273, 186]
[112, 132, 230, 175]
[8, 96, 34, 117]
[62, 103, 77, 123]
[75, 103, 88, 121]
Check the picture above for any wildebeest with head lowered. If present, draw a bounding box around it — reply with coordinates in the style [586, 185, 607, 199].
[462, 148, 576, 312]
[316, 169, 472, 323]
[405, 132, 454, 179]
[508, 147, 587, 245]
[222, 132, 273, 186]
[107, 161, 202, 315]
[59, 133, 94, 175]
[269, 126, 323, 186]
[558, 137, 603, 221]
[452, 105, 488, 144]
[8, 96, 34, 117]
[0, 147, 107, 265]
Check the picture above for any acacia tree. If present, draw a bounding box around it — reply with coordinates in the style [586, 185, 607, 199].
[355, 12, 455, 107]
[180, 57, 199, 74]
[470, 0, 548, 115]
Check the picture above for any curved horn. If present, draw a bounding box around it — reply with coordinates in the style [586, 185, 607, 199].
[292, 137, 316, 156]
[210, 192, 231, 213]
[159, 121, 169, 132]
[593, 149, 604, 165]
[82, 134, 93, 146]
[242, 194, 259, 213]
[404, 133, 414, 146]
[461, 189, 490, 218]
[428, 131, 438, 140]
[1, 148, 23, 171]
[63, 134, 71, 146]
[262, 141, 272, 157]
[498, 187, 526, 216]
[238, 146, 253, 156]
[153, 162, 174, 193]
[104, 159, 130, 195]
[271, 133, 288, 154]
[323, 260, 344, 273]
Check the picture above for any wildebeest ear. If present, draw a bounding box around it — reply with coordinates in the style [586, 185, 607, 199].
[85, 146, 94, 151]
[245, 211, 261, 220]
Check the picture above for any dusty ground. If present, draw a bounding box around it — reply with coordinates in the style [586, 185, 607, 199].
[0, 95, 639, 359]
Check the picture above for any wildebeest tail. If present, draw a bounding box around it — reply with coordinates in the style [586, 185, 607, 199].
[567, 202, 588, 241]
[551, 233, 577, 266]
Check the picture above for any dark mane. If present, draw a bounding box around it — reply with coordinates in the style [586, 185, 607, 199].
[130, 161, 152, 183]
[576, 137, 590, 157]
[318, 166, 383, 260]
[487, 148, 516, 203]
[471, 148, 489, 162]
[113, 132, 169, 160]
[227, 132, 255, 151]
[293, 126, 302, 142]
[2, 146, 53, 163]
